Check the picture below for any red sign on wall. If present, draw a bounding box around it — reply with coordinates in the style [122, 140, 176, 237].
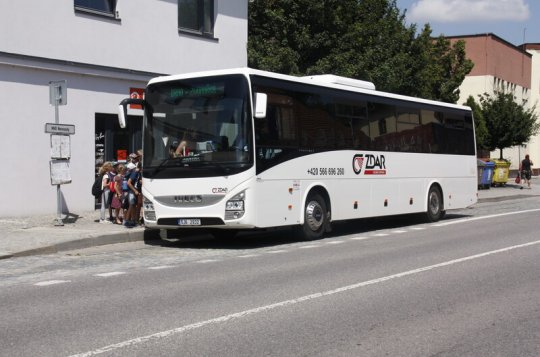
[129, 88, 144, 109]
[117, 149, 127, 162]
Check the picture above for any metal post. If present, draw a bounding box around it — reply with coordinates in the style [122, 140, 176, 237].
[53, 99, 64, 226]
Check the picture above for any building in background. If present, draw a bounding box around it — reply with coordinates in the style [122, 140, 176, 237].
[524, 42, 540, 174]
[448, 33, 539, 172]
[0, 0, 247, 216]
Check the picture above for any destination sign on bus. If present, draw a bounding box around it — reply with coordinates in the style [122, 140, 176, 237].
[170, 84, 224, 99]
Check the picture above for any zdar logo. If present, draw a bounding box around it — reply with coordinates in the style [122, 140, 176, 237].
[352, 154, 387, 175]
[352, 154, 365, 175]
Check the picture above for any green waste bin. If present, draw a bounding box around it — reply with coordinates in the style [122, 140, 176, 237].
[492, 159, 510, 186]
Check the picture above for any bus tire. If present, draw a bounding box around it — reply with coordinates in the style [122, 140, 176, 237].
[300, 193, 328, 240]
[425, 185, 443, 222]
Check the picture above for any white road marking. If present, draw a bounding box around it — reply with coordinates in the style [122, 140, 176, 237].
[391, 230, 407, 234]
[325, 241, 344, 245]
[237, 254, 260, 258]
[374, 233, 389, 237]
[434, 208, 540, 227]
[197, 259, 219, 264]
[411, 227, 426, 230]
[349, 236, 371, 241]
[34, 280, 71, 286]
[94, 272, 126, 277]
[299, 245, 320, 249]
[68, 238, 540, 357]
[266, 250, 288, 254]
[147, 266, 174, 270]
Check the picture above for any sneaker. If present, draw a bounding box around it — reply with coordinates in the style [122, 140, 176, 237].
[520, 186, 524, 190]
[99, 219, 111, 224]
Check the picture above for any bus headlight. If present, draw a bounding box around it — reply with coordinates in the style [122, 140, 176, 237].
[226, 200, 244, 210]
[143, 196, 156, 221]
[225, 191, 245, 220]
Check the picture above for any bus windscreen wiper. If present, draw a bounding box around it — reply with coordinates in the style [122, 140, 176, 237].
[147, 157, 182, 177]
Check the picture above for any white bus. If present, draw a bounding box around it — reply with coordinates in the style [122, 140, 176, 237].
[118, 68, 477, 240]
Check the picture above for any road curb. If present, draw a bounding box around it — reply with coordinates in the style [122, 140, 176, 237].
[478, 194, 540, 203]
[1, 229, 148, 260]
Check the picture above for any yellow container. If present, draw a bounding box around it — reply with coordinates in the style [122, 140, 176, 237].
[491, 159, 510, 186]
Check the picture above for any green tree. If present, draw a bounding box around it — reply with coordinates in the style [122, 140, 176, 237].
[248, 0, 368, 75]
[248, 0, 473, 103]
[426, 36, 474, 103]
[478, 90, 539, 159]
[464, 95, 488, 150]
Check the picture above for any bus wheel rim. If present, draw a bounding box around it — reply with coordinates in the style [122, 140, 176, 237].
[306, 200, 324, 232]
[429, 191, 440, 215]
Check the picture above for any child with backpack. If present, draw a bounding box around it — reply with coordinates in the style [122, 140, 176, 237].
[110, 164, 127, 224]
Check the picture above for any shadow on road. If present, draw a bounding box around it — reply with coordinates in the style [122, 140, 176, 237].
[143, 212, 472, 251]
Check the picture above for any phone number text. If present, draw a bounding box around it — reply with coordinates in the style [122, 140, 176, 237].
[306, 167, 345, 176]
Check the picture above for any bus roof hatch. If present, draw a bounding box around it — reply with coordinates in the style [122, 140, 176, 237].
[303, 74, 376, 91]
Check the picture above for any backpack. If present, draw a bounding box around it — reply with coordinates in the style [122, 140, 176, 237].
[92, 174, 103, 198]
[123, 170, 131, 192]
[107, 171, 117, 193]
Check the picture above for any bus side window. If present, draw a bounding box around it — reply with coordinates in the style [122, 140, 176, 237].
[266, 106, 279, 142]
[369, 102, 397, 151]
[256, 92, 297, 148]
[396, 108, 420, 152]
[333, 102, 370, 150]
[255, 105, 277, 146]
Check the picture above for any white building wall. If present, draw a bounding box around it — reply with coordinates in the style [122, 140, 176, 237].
[458, 73, 536, 170]
[0, 62, 149, 216]
[0, 0, 247, 217]
[526, 49, 540, 170]
[0, 0, 247, 74]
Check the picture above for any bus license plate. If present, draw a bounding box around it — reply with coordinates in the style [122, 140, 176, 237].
[178, 219, 201, 226]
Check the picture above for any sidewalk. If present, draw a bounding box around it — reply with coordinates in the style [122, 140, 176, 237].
[0, 211, 148, 260]
[1, 177, 538, 260]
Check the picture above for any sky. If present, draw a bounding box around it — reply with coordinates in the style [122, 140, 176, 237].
[396, 0, 540, 46]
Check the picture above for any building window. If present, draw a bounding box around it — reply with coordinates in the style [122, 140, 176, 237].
[178, 0, 214, 37]
[75, 0, 117, 18]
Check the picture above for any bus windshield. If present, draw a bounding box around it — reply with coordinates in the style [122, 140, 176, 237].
[142, 75, 252, 178]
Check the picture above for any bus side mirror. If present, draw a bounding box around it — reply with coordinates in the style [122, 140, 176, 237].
[254, 92, 267, 119]
[118, 103, 127, 128]
[118, 98, 146, 128]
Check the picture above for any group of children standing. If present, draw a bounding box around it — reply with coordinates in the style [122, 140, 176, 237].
[98, 151, 143, 227]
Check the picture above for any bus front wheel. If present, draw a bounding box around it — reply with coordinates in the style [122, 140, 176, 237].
[425, 186, 444, 222]
[300, 194, 328, 240]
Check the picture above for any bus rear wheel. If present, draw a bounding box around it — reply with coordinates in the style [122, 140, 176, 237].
[425, 186, 444, 222]
[299, 194, 328, 240]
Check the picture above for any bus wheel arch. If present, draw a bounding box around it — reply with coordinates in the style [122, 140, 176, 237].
[425, 183, 445, 222]
[299, 186, 332, 240]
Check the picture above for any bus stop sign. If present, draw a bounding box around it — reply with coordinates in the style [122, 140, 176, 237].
[49, 80, 67, 106]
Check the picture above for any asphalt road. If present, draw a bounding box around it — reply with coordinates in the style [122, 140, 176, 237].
[1, 196, 539, 356]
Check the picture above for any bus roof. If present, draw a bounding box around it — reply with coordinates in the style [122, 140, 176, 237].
[148, 67, 472, 112]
